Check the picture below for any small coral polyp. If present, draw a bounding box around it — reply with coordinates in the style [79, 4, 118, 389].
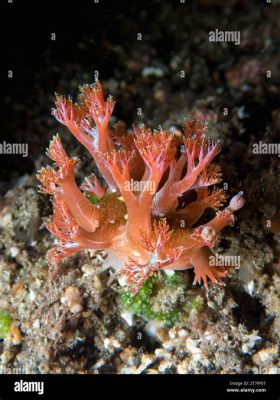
[37, 81, 244, 294]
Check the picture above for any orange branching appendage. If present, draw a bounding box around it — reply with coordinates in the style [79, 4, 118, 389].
[37, 81, 245, 294]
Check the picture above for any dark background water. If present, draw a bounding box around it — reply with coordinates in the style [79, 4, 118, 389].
[0, 0, 279, 189]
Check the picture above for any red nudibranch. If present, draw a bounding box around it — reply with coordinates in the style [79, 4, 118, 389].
[37, 81, 245, 294]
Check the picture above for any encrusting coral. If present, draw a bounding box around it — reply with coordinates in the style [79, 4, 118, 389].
[37, 81, 244, 294]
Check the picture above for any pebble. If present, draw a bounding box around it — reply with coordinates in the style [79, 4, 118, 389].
[32, 319, 40, 329]
[177, 359, 189, 374]
[252, 346, 278, 365]
[144, 320, 165, 339]
[10, 324, 22, 345]
[142, 66, 164, 78]
[10, 247, 19, 258]
[61, 286, 83, 314]
[0, 210, 12, 229]
[93, 275, 103, 290]
[135, 354, 154, 374]
[11, 282, 25, 297]
[104, 337, 121, 352]
[81, 264, 96, 276]
[120, 311, 134, 327]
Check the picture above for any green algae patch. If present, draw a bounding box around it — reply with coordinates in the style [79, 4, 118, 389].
[120, 272, 203, 326]
[85, 194, 100, 205]
[0, 311, 12, 339]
